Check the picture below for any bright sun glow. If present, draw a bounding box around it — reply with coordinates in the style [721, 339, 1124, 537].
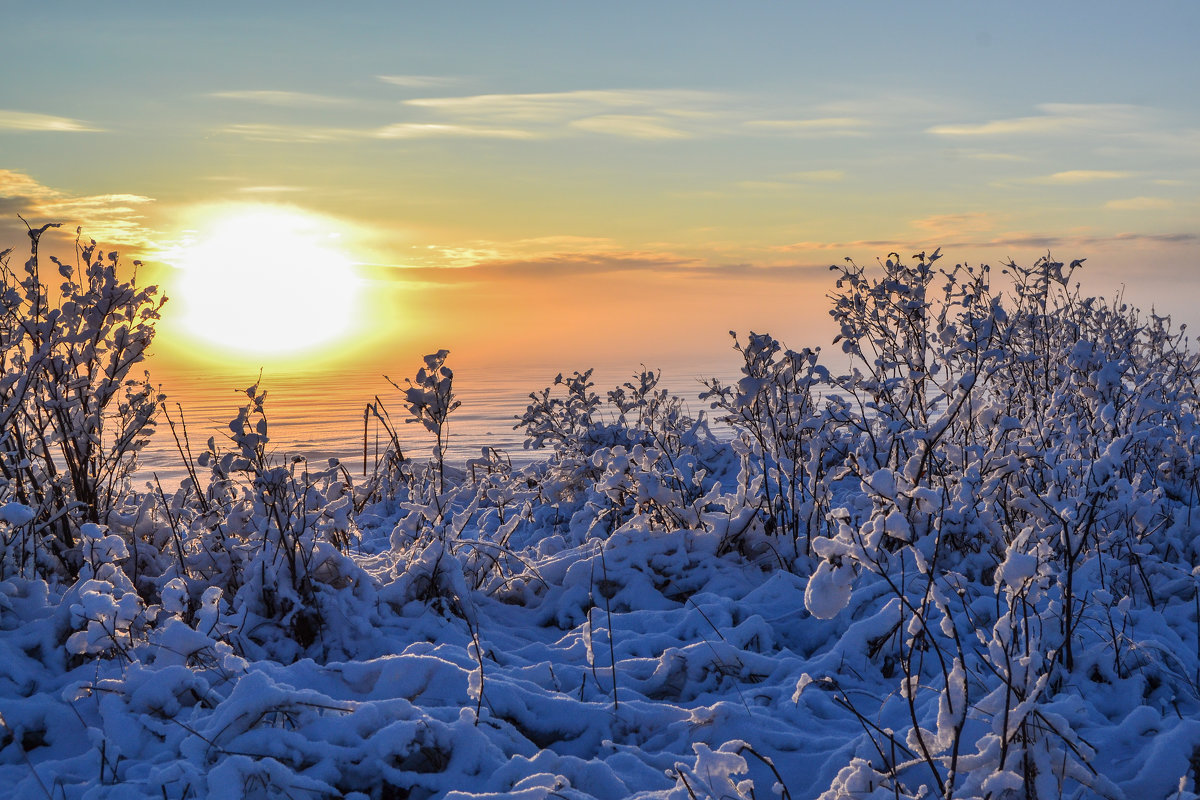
[173, 206, 360, 357]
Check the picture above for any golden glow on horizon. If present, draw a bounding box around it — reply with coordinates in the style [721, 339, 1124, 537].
[168, 205, 361, 359]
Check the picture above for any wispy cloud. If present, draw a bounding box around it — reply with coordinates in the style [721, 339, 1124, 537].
[771, 239, 903, 253]
[375, 122, 539, 140]
[0, 170, 57, 200]
[377, 75, 460, 89]
[952, 231, 1199, 250]
[910, 212, 998, 235]
[370, 226, 1200, 290]
[406, 89, 717, 122]
[371, 250, 702, 284]
[40, 194, 153, 216]
[928, 103, 1143, 138]
[510, 235, 617, 250]
[568, 115, 689, 140]
[476, 251, 703, 280]
[930, 116, 1074, 138]
[218, 88, 727, 142]
[209, 90, 351, 107]
[217, 123, 361, 143]
[209, 86, 949, 145]
[367, 248, 832, 286]
[1024, 170, 1134, 185]
[743, 117, 870, 137]
[771, 230, 1198, 255]
[707, 262, 834, 281]
[416, 234, 625, 269]
[219, 121, 543, 143]
[1104, 196, 1175, 211]
[0, 109, 103, 133]
[400, 89, 725, 139]
[0, 169, 154, 247]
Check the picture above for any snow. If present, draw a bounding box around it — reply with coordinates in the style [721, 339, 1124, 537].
[0, 503, 35, 526]
[0, 454, 855, 799]
[7, 422, 1197, 798]
[6, 253, 1200, 798]
[996, 549, 1039, 587]
[803, 557, 854, 620]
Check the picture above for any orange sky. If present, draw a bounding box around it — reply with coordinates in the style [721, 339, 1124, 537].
[2, 3, 1198, 377]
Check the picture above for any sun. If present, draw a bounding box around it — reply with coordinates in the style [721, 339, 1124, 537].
[172, 205, 361, 357]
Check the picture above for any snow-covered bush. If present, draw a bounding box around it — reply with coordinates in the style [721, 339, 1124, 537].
[702, 333, 840, 562]
[0, 223, 163, 580]
[795, 250, 1200, 798]
[516, 367, 721, 537]
[370, 353, 502, 605]
[389, 348, 460, 494]
[163, 382, 370, 660]
[520, 368, 603, 456]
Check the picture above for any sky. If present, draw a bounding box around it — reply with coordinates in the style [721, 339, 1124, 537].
[2, 1, 1199, 376]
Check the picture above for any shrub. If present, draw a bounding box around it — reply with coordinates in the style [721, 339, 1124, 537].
[798, 251, 1198, 798]
[389, 349, 460, 495]
[0, 222, 163, 580]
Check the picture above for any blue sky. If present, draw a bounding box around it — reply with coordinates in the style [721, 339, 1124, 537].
[3, 2, 1198, 367]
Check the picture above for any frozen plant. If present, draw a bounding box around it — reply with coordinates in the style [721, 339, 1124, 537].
[519, 368, 603, 457]
[702, 333, 835, 560]
[0, 223, 164, 580]
[800, 251, 1200, 798]
[389, 349, 460, 495]
[137, 382, 371, 660]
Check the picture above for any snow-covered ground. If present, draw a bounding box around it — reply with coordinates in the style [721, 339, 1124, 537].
[0, 505, 874, 799]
